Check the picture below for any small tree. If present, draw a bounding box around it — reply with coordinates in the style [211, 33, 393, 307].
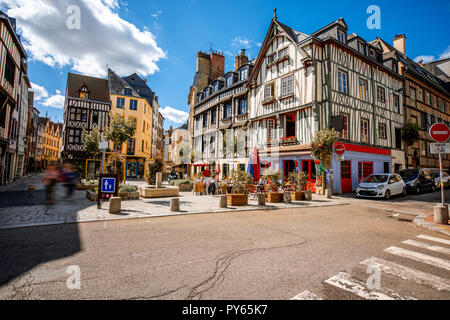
[146, 158, 164, 185]
[104, 113, 136, 150]
[82, 128, 101, 158]
[262, 168, 282, 192]
[401, 121, 420, 147]
[230, 169, 253, 194]
[311, 128, 337, 193]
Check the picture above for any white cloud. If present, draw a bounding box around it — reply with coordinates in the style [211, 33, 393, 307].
[159, 106, 188, 124]
[30, 82, 49, 101]
[231, 36, 252, 49]
[42, 93, 65, 109]
[152, 10, 162, 18]
[1, 0, 166, 77]
[256, 42, 262, 47]
[414, 55, 435, 64]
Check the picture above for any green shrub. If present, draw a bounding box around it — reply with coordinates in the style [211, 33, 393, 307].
[169, 179, 192, 186]
[119, 184, 138, 193]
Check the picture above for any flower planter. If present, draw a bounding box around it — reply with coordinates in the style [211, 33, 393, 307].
[119, 192, 140, 201]
[266, 192, 284, 203]
[291, 191, 305, 201]
[227, 194, 248, 206]
[77, 184, 96, 191]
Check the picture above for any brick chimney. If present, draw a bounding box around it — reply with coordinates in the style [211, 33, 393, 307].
[209, 50, 225, 83]
[235, 49, 249, 71]
[393, 34, 406, 55]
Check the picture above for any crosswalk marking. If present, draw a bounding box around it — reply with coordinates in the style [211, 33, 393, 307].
[385, 246, 450, 271]
[416, 235, 450, 246]
[402, 240, 450, 256]
[360, 256, 450, 292]
[324, 272, 416, 300]
[290, 290, 322, 300]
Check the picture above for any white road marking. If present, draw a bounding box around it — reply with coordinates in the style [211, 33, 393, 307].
[360, 257, 450, 292]
[417, 235, 450, 246]
[385, 246, 450, 271]
[290, 290, 322, 300]
[403, 240, 450, 256]
[324, 272, 416, 300]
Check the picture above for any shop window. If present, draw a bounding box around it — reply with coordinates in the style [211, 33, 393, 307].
[358, 162, 373, 183]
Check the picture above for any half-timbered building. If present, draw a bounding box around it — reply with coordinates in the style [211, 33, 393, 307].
[247, 12, 405, 193]
[62, 73, 111, 160]
[192, 50, 254, 178]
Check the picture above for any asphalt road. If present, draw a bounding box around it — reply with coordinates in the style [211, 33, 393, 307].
[1, 203, 448, 300]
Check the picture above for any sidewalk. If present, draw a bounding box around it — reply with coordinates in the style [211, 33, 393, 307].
[0, 184, 351, 230]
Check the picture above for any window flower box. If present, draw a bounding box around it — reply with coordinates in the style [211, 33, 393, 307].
[266, 62, 275, 69]
[275, 55, 289, 64]
[262, 97, 276, 106]
[280, 136, 298, 146]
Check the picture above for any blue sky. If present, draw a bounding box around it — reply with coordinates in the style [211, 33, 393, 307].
[2, 0, 449, 128]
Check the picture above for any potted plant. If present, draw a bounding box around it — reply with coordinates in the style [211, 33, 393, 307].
[287, 171, 308, 200]
[170, 179, 193, 192]
[262, 168, 284, 203]
[118, 184, 139, 200]
[227, 169, 253, 206]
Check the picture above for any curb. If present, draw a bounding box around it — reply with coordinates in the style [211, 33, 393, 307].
[0, 201, 351, 231]
[413, 215, 450, 237]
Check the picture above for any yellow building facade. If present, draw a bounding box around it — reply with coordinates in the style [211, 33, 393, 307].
[109, 93, 154, 178]
[40, 118, 61, 168]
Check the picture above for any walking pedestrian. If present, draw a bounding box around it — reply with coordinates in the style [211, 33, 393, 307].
[42, 165, 59, 205]
[63, 164, 78, 198]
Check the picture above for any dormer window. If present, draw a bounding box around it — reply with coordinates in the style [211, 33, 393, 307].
[226, 75, 233, 87]
[240, 68, 248, 81]
[392, 63, 398, 73]
[357, 41, 365, 54]
[369, 48, 375, 57]
[80, 92, 88, 100]
[338, 30, 346, 43]
[204, 87, 211, 97]
[213, 81, 219, 92]
[124, 88, 132, 95]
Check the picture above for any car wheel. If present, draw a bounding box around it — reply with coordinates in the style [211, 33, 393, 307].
[385, 190, 391, 200]
[402, 188, 407, 197]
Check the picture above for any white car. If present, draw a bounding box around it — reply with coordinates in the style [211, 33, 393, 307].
[356, 174, 407, 200]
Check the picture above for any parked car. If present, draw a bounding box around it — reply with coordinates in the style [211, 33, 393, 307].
[356, 173, 407, 200]
[398, 169, 436, 194]
[167, 172, 179, 182]
[430, 169, 450, 189]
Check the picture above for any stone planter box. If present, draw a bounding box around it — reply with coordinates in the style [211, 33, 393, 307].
[77, 184, 96, 191]
[266, 192, 284, 203]
[227, 194, 248, 206]
[119, 192, 140, 201]
[175, 183, 193, 192]
[291, 191, 305, 201]
[139, 186, 180, 198]
[86, 190, 97, 201]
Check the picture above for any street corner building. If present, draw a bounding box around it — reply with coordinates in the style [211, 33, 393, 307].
[61, 73, 112, 162]
[107, 68, 164, 178]
[186, 10, 450, 194]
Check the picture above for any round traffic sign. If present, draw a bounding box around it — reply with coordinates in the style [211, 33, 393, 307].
[335, 144, 346, 155]
[429, 123, 450, 143]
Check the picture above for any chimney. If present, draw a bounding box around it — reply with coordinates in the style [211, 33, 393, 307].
[209, 50, 225, 82]
[235, 49, 249, 71]
[393, 34, 406, 55]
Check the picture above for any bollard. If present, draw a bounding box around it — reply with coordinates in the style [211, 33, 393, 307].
[170, 198, 180, 212]
[109, 197, 121, 214]
[284, 191, 292, 204]
[434, 205, 449, 225]
[219, 195, 227, 208]
[325, 189, 332, 199]
[257, 193, 266, 206]
[305, 190, 312, 201]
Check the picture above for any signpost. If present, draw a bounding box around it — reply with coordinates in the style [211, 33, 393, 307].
[429, 123, 450, 225]
[99, 134, 108, 174]
[97, 173, 118, 209]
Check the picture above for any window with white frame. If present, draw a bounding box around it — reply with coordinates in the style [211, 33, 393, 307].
[226, 75, 233, 87]
[361, 119, 369, 143]
[378, 123, 387, 139]
[264, 83, 274, 98]
[240, 68, 248, 81]
[338, 70, 348, 94]
[377, 86, 386, 103]
[359, 78, 368, 101]
[281, 76, 293, 97]
[267, 119, 276, 140]
[278, 48, 288, 59]
[338, 30, 346, 43]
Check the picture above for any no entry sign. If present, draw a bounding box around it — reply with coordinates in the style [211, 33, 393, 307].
[335, 144, 346, 155]
[429, 123, 450, 143]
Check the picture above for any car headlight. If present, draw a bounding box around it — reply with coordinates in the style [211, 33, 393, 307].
[407, 181, 415, 186]
[378, 185, 384, 189]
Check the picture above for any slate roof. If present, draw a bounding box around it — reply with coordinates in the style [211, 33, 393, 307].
[67, 72, 110, 103]
[122, 73, 156, 108]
